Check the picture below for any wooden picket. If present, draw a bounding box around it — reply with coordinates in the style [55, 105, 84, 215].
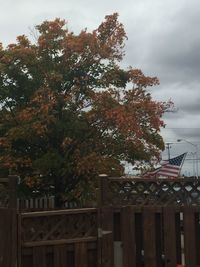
[0, 176, 18, 267]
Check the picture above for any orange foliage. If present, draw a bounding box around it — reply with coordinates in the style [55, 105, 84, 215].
[0, 14, 170, 201]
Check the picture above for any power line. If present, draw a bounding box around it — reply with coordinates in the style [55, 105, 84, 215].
[162, 127, 200, 130]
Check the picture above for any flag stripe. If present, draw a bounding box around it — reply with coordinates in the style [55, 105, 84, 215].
[160, 168, 179, 174]
[161, 165, 180, 170]
[143, 153, 187, 178]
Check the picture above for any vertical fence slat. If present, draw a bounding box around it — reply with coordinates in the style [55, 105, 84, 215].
[54, 245, 67, 267]
[0, 209, 17, 267]
[135, 212, 143, 267]
[17, 214, 22, 267]
[75, 242, 87, 267]
[98, 208, 102, 267]
[33, 247, 46, 267]
[155, 211, 163, 267]
[163, 207, 177, 267]
[11, 208, 17, 267]
[143, 207, 157, 267]
[101, 206, 114, 267]
[195, 212, 200, 266]
[184, 207, 196, 267]
[54, 246, 60, 267]
[121, 206, 136, 267]
[175, 212, 182, 264]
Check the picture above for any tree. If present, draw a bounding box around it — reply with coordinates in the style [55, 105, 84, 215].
[0, 14, 167, 206]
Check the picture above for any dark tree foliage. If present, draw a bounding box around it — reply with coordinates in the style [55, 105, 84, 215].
[0, 14, 167, 206]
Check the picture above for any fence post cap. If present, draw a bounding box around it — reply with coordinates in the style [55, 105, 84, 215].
[99, 174, 108, 177]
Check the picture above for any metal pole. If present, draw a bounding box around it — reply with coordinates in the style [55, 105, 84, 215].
[177, 139, 198, 178]
[191, 152, 195, 177]
[166, 143, 171, 160]
[196, 147, 198, 178]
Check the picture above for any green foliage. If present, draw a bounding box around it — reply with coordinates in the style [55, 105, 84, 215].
[0, 14, 166, 206]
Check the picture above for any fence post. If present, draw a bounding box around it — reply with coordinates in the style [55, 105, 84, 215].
[98, 175, 114, 266]
[98, 174, 109, 207]
[8, 175, 18, 209]
[0, 176, 18, 267]
[9, 175, 18, 267]
[100, 206, 114, 267]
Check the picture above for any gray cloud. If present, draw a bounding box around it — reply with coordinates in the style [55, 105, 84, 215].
[1, 0, 200, 174]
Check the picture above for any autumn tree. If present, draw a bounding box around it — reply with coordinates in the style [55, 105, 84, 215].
[0, 14, 167, 206]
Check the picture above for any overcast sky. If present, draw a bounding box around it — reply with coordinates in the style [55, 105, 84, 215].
[1, 0, 200, 175]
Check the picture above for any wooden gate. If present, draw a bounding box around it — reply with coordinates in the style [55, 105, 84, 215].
[17, 207, 114, 267]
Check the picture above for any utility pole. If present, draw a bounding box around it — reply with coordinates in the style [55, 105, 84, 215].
[165, 142, 173, 160]
[177, 139, 198, 178]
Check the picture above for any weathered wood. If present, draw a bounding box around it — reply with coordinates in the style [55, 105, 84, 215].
[17, 214, 22, 267]
[11, 208, 17, 267]
[8, 175, 18, 209]
[88, 247, 97, 267]
[0, 178, 9, 183]
[99, 175, 109, 206]
[113, 212, 121, 241]
[54, 244, 67, 267]
[12, 175, 200, 267]
[104, 177, 200, 206]
[135, 212, 143, 267]
[183, 207, 196, 267]
[121, 206, 136, 267]
[0, 208, 17, 267]
[23, 237, 97, 247]
[33, 246, 46, 267]
[97, 208, 102, 267]
[75, 242, 87, 267]
[155, 212, 163, 267]
[195, 212, 200, 266]
[21, 207, 97, 217]
[143, 207, 157, 267]
[163, 207, 177, 267]
[175, 212, 182, 264]
[101, 206, 114, 267]
[98, 174, 108, 207]
[18, 205, 99, 266]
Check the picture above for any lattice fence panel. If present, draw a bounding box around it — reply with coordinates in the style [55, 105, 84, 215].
[20, 209, 98, 245]
[103, 178, 200, 206]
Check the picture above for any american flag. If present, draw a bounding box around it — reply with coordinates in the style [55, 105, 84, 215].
[143, 153, 187, 178]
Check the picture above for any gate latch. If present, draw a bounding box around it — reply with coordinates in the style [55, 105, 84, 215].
[98, 228, 112, 238]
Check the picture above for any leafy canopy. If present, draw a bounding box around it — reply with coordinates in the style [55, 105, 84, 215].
[0, 14, 167, 202]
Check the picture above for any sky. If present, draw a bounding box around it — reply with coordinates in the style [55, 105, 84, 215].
[1, 0, 200, 176]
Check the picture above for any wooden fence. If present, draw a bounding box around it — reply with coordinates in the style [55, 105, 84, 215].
[2, 176, 200, 266]
[16, 205, 200, 267]
[18, 208, 100, 267]
[112, 206, 200, 267]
